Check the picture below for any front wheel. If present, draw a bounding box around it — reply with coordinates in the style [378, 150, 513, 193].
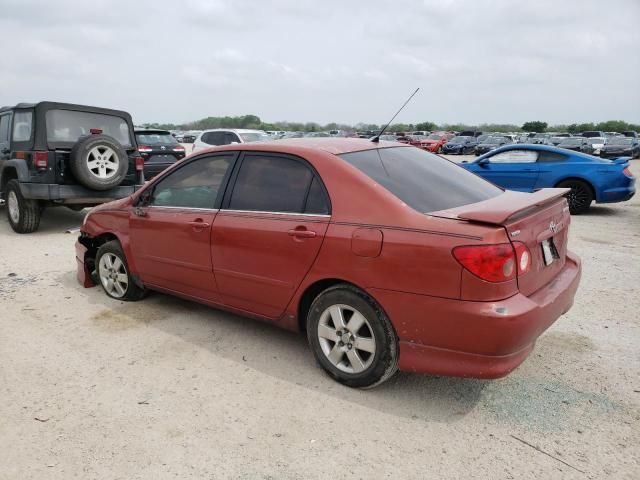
[557, 179, 594, 214]
[306, 284, 398, 388]
[96, 240, 147, 301]
[5, 180, 41, 233]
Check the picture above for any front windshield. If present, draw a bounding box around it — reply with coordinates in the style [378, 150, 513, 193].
[608, 137, 633, 145]
[485, 137, 503, 144]
[589, 137, 605, 144]
[449, 136, 469, 144]
[562, 138, 583, 145]
[240, 132, 271, 142]
[427, 134, 442, 140]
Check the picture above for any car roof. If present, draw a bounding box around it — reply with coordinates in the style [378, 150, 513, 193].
[134, 128, 171, 134]
[200, 128, 266, 134]
[196, 137, 408, 156]
[477, 143, 604, 161]
[0, 101, 130, 119]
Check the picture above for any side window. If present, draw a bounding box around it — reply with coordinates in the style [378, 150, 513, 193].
[229, 154, 313, 213]
[305, 176, 330, 214]
[0, 114, 10, 143]
[151, 155, 233, 209]
[224, 132, 240, 144]
[488, 150, 538, 163]
[538, 151, 567, 163]
[202, 132, 225, 146]
[12, 111, 33, 142]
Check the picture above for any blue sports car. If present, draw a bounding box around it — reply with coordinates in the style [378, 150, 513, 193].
[460, 144, 636, 214]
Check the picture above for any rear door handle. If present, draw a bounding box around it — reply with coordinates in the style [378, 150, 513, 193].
[288, 228, 316, 238]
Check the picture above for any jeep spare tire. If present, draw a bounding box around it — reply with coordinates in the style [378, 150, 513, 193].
[69, 134, 128, 191]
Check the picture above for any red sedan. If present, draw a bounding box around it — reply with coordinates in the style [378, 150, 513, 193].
[413, 132, 452, 153]
[76, 138, 581, 388]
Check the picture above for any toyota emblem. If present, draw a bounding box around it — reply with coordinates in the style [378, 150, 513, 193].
[160, 146, 166, 150]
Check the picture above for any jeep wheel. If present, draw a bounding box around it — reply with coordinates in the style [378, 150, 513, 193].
[6, 179, 41, 233]
[70, 134, 128, 191]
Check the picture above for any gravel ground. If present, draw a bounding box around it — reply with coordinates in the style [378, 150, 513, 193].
[0, 157, 638, 479]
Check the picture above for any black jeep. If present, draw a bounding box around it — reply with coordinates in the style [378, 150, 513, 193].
[0, 102, 144, 233]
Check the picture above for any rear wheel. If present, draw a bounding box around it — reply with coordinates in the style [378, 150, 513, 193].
[306, 284, 398, 388]
[557, 179, 593, 214]
[6, 180, 41, 233]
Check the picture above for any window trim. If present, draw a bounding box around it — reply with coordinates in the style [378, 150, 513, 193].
[0, 112, 12, 144]
[221, 151, 332, 215]
[138, 151, 239, 209]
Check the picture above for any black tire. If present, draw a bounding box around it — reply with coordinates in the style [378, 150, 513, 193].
[306, 284, 398, 388]
[95, 240, 147, 301]
[5, 179, 41, 233]
[70, 134, 128, 191]
[557, 179, 594, 215]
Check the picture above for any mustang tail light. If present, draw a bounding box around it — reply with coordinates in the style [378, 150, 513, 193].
[33, 151, 49, 170]
[623, 166, 634, 178]
[453, 243, 519, 283]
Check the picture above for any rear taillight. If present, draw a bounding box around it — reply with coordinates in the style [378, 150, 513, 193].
[173, 145, 185, 152]
[623, 166, 634, 178]
[138, 145, 152, 153]
[33, 151, 48, 170]
[135, 156, 145, 171]
[513, 241, 531, 274]
[453, 244, 515, 283]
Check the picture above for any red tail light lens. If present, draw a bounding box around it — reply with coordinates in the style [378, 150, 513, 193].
[90, 128, 103, 135]
[33, 151, 48, 170]
[623, 166, 634, 178]
[452, 244, 516, 283]
[513, 241, 531, 274]
[135, 156, 145, 171]
[138, 145, 152, 153]
[173, 145, 185, 152]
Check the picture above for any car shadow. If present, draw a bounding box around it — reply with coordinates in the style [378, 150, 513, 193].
[70, 277, 488, 423]
[0, 205, 86, 234]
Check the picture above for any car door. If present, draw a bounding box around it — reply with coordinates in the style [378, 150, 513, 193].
[478, 149, 540, 191]
[211, 152, 331, 319]
[0, 112, 12, 163]
[129, 153, 236, 302]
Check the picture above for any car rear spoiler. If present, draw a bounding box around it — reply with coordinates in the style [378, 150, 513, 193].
[432, 188, 570, 225]
[610, 156, 632, 164]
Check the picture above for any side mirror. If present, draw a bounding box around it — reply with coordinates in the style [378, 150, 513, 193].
[477, 158, 489, 167]
[136, 188, 152, 207]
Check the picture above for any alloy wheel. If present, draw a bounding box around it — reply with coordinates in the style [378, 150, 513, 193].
[317, 304, 376, 374]
[87, 146, 119, 179]
[7, 190, 19, 223]
[98, 252, 129, 298]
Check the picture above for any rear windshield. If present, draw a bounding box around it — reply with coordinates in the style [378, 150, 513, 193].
[608, 137, 633, 145]
[562, 138, 583, 145]
[339, 147, 501, 213]
[135, 132, 178, 145]
[46, 109, 132, 147]
[239, 132, 270, 143]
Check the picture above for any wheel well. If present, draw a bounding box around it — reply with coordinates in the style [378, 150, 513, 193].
[297, 278, 359, 332]
[0, 167, 18, 198]
[80, 232, 120, 271]
[555, 177, 596, 199]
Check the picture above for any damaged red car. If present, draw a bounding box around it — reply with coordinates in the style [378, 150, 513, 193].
[76, 138, 581, 388]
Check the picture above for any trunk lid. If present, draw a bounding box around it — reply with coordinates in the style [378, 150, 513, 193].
[432, 188, 571, 296]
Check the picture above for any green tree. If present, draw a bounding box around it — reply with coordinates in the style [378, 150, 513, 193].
[521, 121, 547, 132]
[415, 121, 437, 132]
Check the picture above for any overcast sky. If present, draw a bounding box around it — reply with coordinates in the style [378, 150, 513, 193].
[0, 0, 638, 126]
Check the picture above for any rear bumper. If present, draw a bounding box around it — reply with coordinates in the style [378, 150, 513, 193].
[19, 183, 139, 203]
[370, 251, 582, 379]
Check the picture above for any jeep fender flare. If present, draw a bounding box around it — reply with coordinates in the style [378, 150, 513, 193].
[0, 159, 30, 194]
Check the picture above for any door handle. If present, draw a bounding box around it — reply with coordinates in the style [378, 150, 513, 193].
[288, 228, 316, 238]
[188, 220, 210, 229]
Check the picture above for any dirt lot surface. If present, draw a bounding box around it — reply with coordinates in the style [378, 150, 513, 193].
[1, 157, 638, 479]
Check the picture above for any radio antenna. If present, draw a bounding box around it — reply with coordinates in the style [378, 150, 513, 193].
[371, 87, 420, 142]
